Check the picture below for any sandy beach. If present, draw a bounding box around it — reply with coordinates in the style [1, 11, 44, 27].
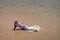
[0, 0, 60, 40]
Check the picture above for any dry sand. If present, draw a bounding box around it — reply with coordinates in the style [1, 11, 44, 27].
[0, 0, 60, 40]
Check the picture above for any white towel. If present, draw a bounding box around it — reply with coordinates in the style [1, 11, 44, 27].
[27, 25, 41, 32]
[17, 23, 41, 32]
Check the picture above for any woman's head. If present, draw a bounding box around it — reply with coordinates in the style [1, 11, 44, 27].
[15, 21, 18, 23]
[14, 21, 18, 26]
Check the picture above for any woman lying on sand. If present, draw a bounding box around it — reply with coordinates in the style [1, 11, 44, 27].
[13, 21, 41, 32]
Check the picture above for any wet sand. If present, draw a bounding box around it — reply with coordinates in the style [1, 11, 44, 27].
[0, 0, 60, 40]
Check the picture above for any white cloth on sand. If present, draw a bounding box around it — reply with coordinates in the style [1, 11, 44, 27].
[18, 23, 41, 32]
[27, 25, 41, 32]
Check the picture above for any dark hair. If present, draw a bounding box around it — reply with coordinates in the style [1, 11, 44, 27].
[15, 21, 18, 23]
[14, 21, 18, 26]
